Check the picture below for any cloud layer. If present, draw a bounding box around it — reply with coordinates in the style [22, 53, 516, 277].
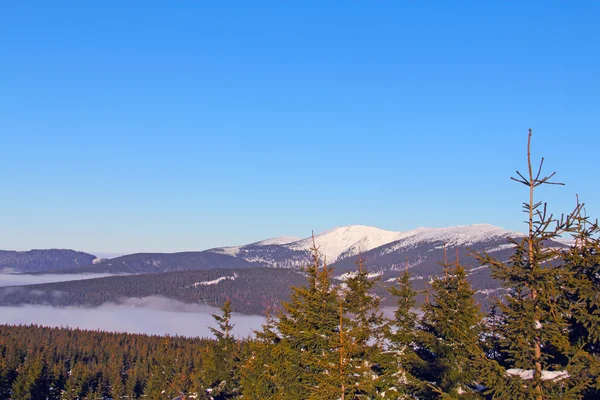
[0, 296, 265, 338]
[0, 273, 115, 287]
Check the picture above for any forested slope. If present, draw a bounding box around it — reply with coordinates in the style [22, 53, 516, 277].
[0, 268, 306, 315]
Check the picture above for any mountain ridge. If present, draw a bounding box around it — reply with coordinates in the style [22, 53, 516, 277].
[26, 223, 525, 275]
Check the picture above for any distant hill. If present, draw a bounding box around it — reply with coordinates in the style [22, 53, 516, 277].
[0, 249, 97, 273]
[0, 268, 306, 315]
[10, 224, 567, 310]
[0, 223, 567, 314]
[54, 251, 257, 274]
[52, 224, 524, 275]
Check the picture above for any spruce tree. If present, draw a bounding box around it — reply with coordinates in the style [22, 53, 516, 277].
[474, 130, 592, 399]
[0, 360, 11, 399]
[11, 352, 50, 400]
[381, 259, 422, 398]
[338, 258, 386, 398]
[124, 365, 142, 399]
[108, 357, 125, 400]
[239, 310, 280, 399]
[414, 248, 484, 399]
[204, 299, 239, 399]
[144, 340, 176, 399]
[562, 214, 600, 399]
[60, 362, 86, 400]
[274, 240, 340, 399]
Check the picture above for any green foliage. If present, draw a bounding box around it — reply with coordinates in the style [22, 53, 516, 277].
[415, 254, 485, 399]
[474, 131, 595, 399]
[238, 311, 280, 399]
[11, 352, 50, 400]
[204, 299, 240, 399]
[275, 245, 340, 399]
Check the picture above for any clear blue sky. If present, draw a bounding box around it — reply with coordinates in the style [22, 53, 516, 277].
[1, 1, 598, 254]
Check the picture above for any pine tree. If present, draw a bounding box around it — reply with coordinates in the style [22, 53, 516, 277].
[108, 357, 125, 400]
[204, 299, 239, 399]
[274, 239, 340, 399]
[239, 310, 280, 399]
[562, 213, 600, 399]
[124, 365, 142, 400]
[11, 352, 50, 400]
[415, 248, 484, 399]
[338, 258, 386, 398]
[60, 362, 86, 400]
[0, 360, 11, 399]
[474, 130, 593, 399]
[381, 259, 422, 398]
[144, 340, 176, 399]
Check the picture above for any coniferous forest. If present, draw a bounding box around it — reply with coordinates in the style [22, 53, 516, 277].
[1, 133, 600, 400]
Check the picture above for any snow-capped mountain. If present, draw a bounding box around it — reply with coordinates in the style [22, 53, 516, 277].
[287, 225, 406, 262]
[6, 224, 563, 312]
[209, 225, 408, 268]
[208, 224, 520, 270]
[44, 224, 527, 291]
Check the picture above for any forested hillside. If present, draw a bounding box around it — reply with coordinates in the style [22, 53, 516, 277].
[53, 252, 257, 274]
[0, 244, 565, 314]
[0, 250, 97, 273]
[0, 268, 306, 315]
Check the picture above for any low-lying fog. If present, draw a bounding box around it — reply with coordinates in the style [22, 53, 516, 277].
[0, 296, 265, 338]
[0, 273, 116, 287]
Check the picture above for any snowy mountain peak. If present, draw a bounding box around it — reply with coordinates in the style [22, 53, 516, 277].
[288, 225, 405, 263]
[208, 223, 518, 268]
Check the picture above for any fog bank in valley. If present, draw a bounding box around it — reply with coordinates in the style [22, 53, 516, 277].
[0, 273, 116, 287]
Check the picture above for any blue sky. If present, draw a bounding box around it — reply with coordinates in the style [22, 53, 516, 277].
[1, 1, 599, 254]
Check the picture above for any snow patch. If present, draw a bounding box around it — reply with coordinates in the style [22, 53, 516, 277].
[335, 271, 383, 281]
[487, 243, 517, 253]
[506, 369, 569, 381]
[192, 273, 238, 287]
[379, 224, 518, 256]
[251, 236, 301, 246]
[476, 288, 507, 295]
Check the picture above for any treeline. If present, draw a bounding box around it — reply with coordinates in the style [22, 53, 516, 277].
[0, 325, 223, 399]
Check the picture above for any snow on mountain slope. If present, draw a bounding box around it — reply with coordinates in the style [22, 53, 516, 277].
[207, 224, 520, 269]
[210, 236, 301, 257]
[252, 236, 301, 246]
[378, 224, 520, 256]
[287, 225, 405, 263]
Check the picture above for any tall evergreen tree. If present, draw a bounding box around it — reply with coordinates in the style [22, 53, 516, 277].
[203, 299, 240, 399]
[381, 259, 422, 398]
[339, 258, 386, 398]
[563, 214, 600, 399]
[239, 310, 280, 399]
[274, 240, 340, 399]
[0, 360, 12, 399]
[108, 356, 125, 400]
[475, 130, 593, 399]
[11, 352, 50, 400]
[144, 340, 176, 399]
[415, 248, 484, 399]
[60, 362, 87, 400]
